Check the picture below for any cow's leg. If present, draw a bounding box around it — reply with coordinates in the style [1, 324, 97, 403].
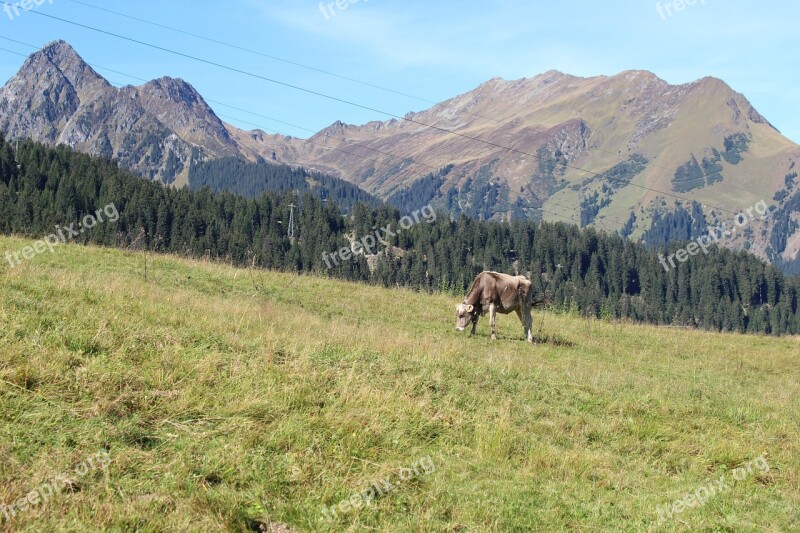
[489, 303, 497, 340]
[515, 307, 526, 340]
[517, 288, 535, 343]
[470, 314, 479, 336]
[523, 306, 533, 343]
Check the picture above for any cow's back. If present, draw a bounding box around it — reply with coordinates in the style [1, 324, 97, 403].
[481, 272, 526, 310]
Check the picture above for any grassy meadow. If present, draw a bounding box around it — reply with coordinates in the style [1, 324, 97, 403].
[1, 235, 799, 532]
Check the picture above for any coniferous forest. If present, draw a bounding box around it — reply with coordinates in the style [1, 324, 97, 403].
[189, 156, 383, 210]
[1, 137, 798, 335]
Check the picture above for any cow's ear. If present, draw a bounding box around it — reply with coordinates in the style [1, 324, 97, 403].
[466, 305, 474, 313]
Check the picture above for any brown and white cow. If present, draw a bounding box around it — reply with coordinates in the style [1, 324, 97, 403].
[455, 271, 534, 342]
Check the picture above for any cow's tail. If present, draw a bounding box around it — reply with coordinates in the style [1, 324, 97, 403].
[518, 280, 550, 308]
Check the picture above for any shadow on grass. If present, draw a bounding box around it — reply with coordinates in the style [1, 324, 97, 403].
[462, 331, 575, 347]
[531, 333, 574, 347]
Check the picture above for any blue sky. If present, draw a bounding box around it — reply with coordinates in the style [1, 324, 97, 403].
[0, 0, 798, 142]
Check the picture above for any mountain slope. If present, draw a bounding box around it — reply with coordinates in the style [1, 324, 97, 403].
[188, 157, 383, 210]
[234, 71, 800, 264]
[3, 137, 799, 335]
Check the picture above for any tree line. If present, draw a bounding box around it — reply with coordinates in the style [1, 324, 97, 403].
[1, 136, 798, 335]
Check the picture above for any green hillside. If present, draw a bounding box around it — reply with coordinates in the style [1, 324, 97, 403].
[1, 237, 799, 531]
[3, 138, 800, 336]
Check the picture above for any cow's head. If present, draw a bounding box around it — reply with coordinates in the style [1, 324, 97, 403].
[455, 303, 476, 331]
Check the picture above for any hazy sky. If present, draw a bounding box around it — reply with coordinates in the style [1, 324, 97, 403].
[1, 0, 798, 142]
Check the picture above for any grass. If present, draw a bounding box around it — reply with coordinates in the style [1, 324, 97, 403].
[1, 235, 799, 532]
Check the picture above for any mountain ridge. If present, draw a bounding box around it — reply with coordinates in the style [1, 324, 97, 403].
[232, 64, 799, 266]
[2, 40, 799, 268]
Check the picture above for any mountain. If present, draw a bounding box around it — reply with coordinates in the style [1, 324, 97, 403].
[0, 40, 242, 185]
[2, 41, 799, 270]
[234, 70, 800, 269]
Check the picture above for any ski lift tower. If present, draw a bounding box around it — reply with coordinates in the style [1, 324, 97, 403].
[288, 203, 296, 245]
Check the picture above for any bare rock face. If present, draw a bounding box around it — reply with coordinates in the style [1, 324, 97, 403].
[131, 77, 236, 154]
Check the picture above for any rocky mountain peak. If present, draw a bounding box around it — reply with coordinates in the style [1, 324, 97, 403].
[39, 39, 78, 59]
[534, 69, 571, 83]
[315, 120, 350, 138]
[140, 77, 204, 105]
[25, 39, 107, 91]
[2, 41, 797, 267]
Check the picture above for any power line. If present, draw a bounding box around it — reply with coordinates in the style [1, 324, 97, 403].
[287, 202, 296, 244]
[0, 34, 768, 239]
[0, 46, 27, 58]
[6, 5, 747, 217]
[0, 37, 437, 181]
[61, 0, 505, 126]
[3, 8, 774, 221]
[60, 0, 772, 199]
[2, 35, 452, 189]
[0, 41, 721, 235]
[1, 37, 608, 228]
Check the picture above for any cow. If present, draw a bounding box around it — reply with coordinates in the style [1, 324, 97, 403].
[455, 271, 534, 342]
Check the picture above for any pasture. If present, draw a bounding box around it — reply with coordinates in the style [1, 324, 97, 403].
[1, 236, 798, 531]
